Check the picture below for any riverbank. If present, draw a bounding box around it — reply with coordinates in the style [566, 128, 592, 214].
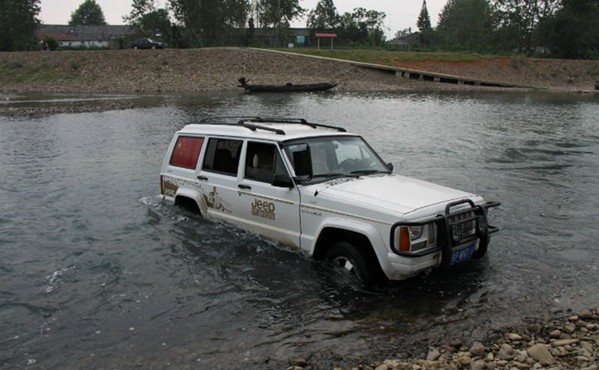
[367, 307, 599, 370]
[1, 48, 598, 94]
[0, 47, 446, 95]
[289, 307, 598, 370]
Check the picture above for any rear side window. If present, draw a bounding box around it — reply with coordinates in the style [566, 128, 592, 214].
[202, 138, 243, 176]
[169, 136, 204, 169]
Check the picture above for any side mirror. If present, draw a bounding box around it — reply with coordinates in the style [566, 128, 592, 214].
[272, 174, 294, 188]
[292, 144, 313, 178]
[386, 162, 394, 172]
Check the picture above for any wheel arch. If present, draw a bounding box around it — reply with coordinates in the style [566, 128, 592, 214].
[312, 226, 386, 281]
[174, 188, 207, 215]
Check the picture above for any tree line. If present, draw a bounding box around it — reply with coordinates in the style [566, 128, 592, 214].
[125, 0, 387, 48]
[417, 0, 598, 58]
[1, 0, 597, 58]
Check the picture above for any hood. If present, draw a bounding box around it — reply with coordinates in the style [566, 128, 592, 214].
[312, 174, 476, 216]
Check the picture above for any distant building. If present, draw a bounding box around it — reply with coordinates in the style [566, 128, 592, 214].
[37, 25, 134, 49]
[387, 32, 421, 49]
[249, 28, 313, 48]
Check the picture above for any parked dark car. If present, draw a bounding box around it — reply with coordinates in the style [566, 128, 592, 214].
[129, 38, 167, 49]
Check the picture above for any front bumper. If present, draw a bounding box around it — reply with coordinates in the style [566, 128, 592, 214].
[389, 200, 500, 272]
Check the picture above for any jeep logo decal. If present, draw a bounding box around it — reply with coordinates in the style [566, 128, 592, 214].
[251, 198, 275, 220]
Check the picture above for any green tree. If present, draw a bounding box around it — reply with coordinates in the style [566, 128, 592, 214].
[69, 0, 107, 25]
[124, 1, 171, 40]
[335, 8, 387, 46]
[437, 0, 496, 51]
[124, 0, 155, 33]
[417, 0, 432, 31]
[492, 0, 559, 51]
[256, 0, 304, 28]
[169, 0, 250, 46]
[0, 0, 40, 51]
[539, 0, 599, 58]
[306, 0, 339, 30]
[255, 0, 304, 46]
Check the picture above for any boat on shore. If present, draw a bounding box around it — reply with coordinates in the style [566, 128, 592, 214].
[238, 77, 337, 93]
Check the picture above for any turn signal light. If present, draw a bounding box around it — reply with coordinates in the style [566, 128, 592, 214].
[399, 226, 411, 252]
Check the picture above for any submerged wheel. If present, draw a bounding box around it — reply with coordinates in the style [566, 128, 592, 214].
[472, 235, 489, 259]
[473, 215, 490, 259]
[325, 241, 372, 286]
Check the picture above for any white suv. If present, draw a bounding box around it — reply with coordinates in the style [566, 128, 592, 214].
[160, 117, 499, 286]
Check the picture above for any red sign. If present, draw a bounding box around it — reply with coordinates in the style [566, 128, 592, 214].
[315, 33, 337, 38]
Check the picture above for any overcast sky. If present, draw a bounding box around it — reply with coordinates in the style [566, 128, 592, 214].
[39, 0, 446, 37]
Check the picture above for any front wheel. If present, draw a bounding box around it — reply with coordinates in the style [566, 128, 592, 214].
[326, 241, 373, 287]
[472, 235, 489, 259]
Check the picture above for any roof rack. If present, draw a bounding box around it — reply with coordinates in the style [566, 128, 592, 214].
[196, 116, 347, 135]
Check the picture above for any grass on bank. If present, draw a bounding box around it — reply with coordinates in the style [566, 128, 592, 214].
[0, 59, 82, 84]
[274, 48, 498, 66]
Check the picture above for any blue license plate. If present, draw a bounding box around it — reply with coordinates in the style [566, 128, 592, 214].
[450, 243, 475, 266]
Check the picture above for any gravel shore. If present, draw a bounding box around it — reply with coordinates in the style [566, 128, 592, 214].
[1, 48, 597, 116]
[286, 307, 599, 370]
[371, 307, 599, 370]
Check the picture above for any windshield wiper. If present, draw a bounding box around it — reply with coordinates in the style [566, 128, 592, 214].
[311, 173, 359, 180]
[350, 169, 390, 176]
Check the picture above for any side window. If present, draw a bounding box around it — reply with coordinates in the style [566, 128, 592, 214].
[202, 138, 242, 176]
[169, 136, 204, 169]
[245, 142, 276, 183]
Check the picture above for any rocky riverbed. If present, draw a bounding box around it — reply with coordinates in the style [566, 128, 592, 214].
[283, 307, 599, 370]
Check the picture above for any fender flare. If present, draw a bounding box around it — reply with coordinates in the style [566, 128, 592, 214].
[313, 217, 389, 270]
[175, 187, 208, 216]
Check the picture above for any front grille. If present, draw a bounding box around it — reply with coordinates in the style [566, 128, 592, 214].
[448, 211, 477, 243]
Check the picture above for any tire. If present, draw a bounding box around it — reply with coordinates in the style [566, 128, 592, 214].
[325, 241, 372, 287]
[472, 235, 489, 259]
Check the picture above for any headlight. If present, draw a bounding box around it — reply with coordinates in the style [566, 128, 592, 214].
[409, 225, 423, 240]
[396, 224, 431, 253]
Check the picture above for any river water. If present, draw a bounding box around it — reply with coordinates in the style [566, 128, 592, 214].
[1, 91, 598, 369]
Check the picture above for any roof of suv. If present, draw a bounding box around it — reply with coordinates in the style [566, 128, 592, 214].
[178, 117, 356, 142]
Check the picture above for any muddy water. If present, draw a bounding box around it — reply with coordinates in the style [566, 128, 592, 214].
[1, 91, 598, 369]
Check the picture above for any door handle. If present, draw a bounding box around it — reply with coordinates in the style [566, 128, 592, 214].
[197, 175, 208, 181]
[238, 184, 251, 190]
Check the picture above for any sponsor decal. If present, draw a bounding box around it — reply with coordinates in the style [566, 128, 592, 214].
[163, 180, 179, 197]
[162, 176, 203, 197]
[204, 187, 232, 214]
[251, 198, 276, 220]
[301, 208, 322, 217]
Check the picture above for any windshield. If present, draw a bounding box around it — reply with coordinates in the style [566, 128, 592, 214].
[283, 135, 390, 184]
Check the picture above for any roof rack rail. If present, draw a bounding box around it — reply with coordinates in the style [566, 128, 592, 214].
[242, 117, 347, 132]
[195, 116, 347, 135]
[199, 116, 262, 123]
[241, 122, 285, 135]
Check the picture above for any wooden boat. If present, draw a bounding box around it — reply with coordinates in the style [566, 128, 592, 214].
[238, 77, 337, 93]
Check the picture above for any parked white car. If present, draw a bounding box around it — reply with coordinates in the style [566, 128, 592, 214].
[160, 117, 500, 286]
